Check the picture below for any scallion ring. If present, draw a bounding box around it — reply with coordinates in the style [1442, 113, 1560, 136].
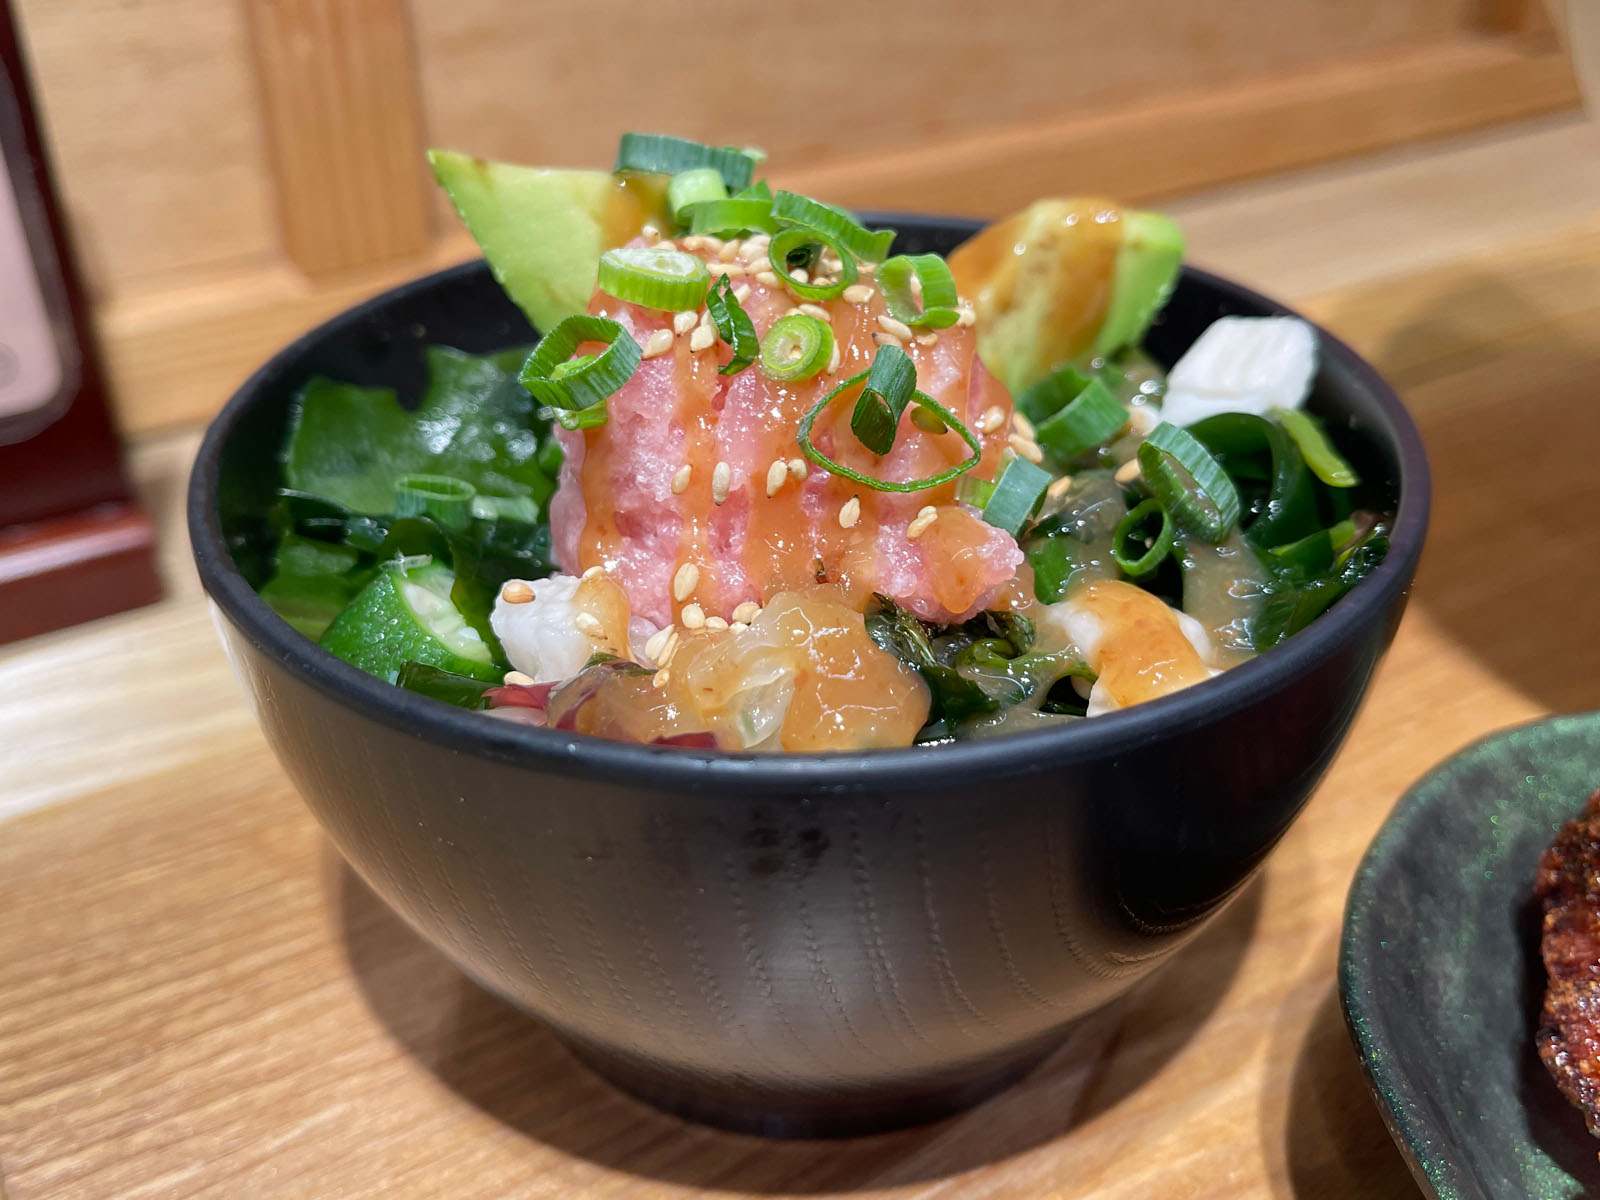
[848, 344, 918, 454]
[706, 275, 758, 376]
[878, 253, 960, 329]
[1015, 365, 1130, 461]
[771, 190, 896, 263]
[980, 456, 1052, 536]
[667, 168, 726, 226]
[519, 314, 641, 427]
[767, 227, 856, 301]
[956, 475, 996, 510]
[596, 246, 711, 311]
[613, 132, 758, 191]
[688, 196, 777, 237]
[1111, 498, 1175, 576]
[394, 474, 476, 531]
[1271, 407, 1360, 487]
[760, 313, 833, 382]
[797, 371, 981, 494]
[1136, 422, 1242, 544]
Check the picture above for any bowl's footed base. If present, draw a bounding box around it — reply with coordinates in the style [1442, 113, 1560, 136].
[560, 1029, 1071, 1139]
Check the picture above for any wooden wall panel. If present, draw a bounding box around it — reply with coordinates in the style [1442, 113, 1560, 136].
[11, 0, 276, 296]
[411, 0, 1472, 176]
[246, 0, 432, 276]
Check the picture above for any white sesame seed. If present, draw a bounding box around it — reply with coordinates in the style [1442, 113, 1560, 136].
[574, 611, 604, 637]
[810, 275, 836, 289]
[652, 668, 671, 690]
[1009, 434, 1044, 464]
[957, 305, 976, 327]
[673, 309, 698, 335]
[909, 272, 923, 297]
[797, 303, 831, 322]
[500, 580, 533, 604]
[658, 628, 681, 666]
[718, 239, 739, 262]
[1127, 405, 1159, 436]
[655, 238, 677, 253]
[680, 235, 706, 252]
[689, 326, 716, 353]
[704, 616, 729, 631]
[873, 331, 904, 350]
[787, 457, 808, 481]
[1012, 411, 1037, 439]
[697, 306, 715, 329]
[681, 602, 706, 629]
[670, 463, 692, 494]
[766, 459, 788, 497]
[672, 562, 700, 603]
[708, 262, 746, 278]
[1047, 474, 1075, 500]
[644, 627, 671, 662]
[859, 261, 877, 274]
[915, 332, 938, 347]
[789, 267, 810, 285]
[827, 339, 841, 374]
[712, 460, 731, 504]
[978, 405, 1006, 434]
[733, 284, 751, 303]
[731, 621, 750, 632]
[756, 270, 781, 287]
[839, 496, 861, 529]
[642, 328, 674, 358]
[732, 601, 761, 624]
[1114, 458, 1142, 484]
[504, 670, 537, 686]
[906, 507, 939, 539]
[877, 313, 914, 341]
[842, 284, 873, 304]
[641, 225, 660, 241]
[917, 504, 937, 520]
[582, 565, 604, 579]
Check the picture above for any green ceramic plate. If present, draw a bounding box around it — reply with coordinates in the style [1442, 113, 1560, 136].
[1341, 710, 1600, 1199]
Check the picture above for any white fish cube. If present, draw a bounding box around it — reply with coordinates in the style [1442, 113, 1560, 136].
[1160, 316, 1317, 428]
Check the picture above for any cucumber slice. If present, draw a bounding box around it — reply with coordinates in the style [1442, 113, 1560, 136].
[319, 558, 501, 684]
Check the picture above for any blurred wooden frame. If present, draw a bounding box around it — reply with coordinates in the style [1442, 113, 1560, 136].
[28, 0, 1581, 435]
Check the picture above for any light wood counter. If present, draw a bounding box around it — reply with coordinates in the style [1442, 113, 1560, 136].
[2, 115, 1598, 1198]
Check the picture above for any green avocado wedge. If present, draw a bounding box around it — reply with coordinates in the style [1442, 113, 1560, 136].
[428, 149, 671, 333]
[1094, 210, 1184, 359]
[948, 199, 1184, 397]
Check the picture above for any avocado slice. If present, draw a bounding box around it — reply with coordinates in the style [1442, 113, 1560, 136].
[428, 150, 671, 333]
[1093, 209, 1184, 358]
[948, 199, 1184, 397]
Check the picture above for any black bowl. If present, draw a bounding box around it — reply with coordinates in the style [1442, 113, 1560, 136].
[189, 215, 1429, 1137]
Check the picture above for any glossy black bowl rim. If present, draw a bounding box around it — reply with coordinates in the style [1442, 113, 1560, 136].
[188, 213, 1431, 792]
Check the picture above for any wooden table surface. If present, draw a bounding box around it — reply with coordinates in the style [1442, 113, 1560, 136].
[3, 114, 1599, 1200]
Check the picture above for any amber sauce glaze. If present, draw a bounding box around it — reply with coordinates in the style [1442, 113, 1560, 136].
[1071, 578, 1212, 708]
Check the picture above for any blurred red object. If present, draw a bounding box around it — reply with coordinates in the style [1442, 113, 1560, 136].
[0, 2, 159, 643]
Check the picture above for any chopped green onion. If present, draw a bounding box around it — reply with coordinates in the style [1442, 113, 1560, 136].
[1271, 407, 1360, 487]
[797, 370, 981, 493]
[1018, 366, 1130, 461]
[520, 314, 640, 428]
[848, 344, 917, 454]
[957, 475, 996, 509]
[768, 226, 856, 301]
[878, 254, 960, 329]
[1268, 518, 1358, 576]
[771, 190, 895, 262]
[614, 132, 758, 190]
[760, 313, 833, 382]
[470, 493, 541, 523]
[1136, 422, 1241, 544]
[596, 246, 711, 311]
[735, 179, 773, 201]
[705, 276, 758, 376]
[980, 456, 1052, 536]
[667, 168, 726, 225]
[394, 474, 476, 531]
[1111, 498, 1174, 576]
[688, 196, 777, 236]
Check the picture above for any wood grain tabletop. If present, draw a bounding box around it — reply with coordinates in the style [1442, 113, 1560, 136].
[2, 114, 1599, 1199]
